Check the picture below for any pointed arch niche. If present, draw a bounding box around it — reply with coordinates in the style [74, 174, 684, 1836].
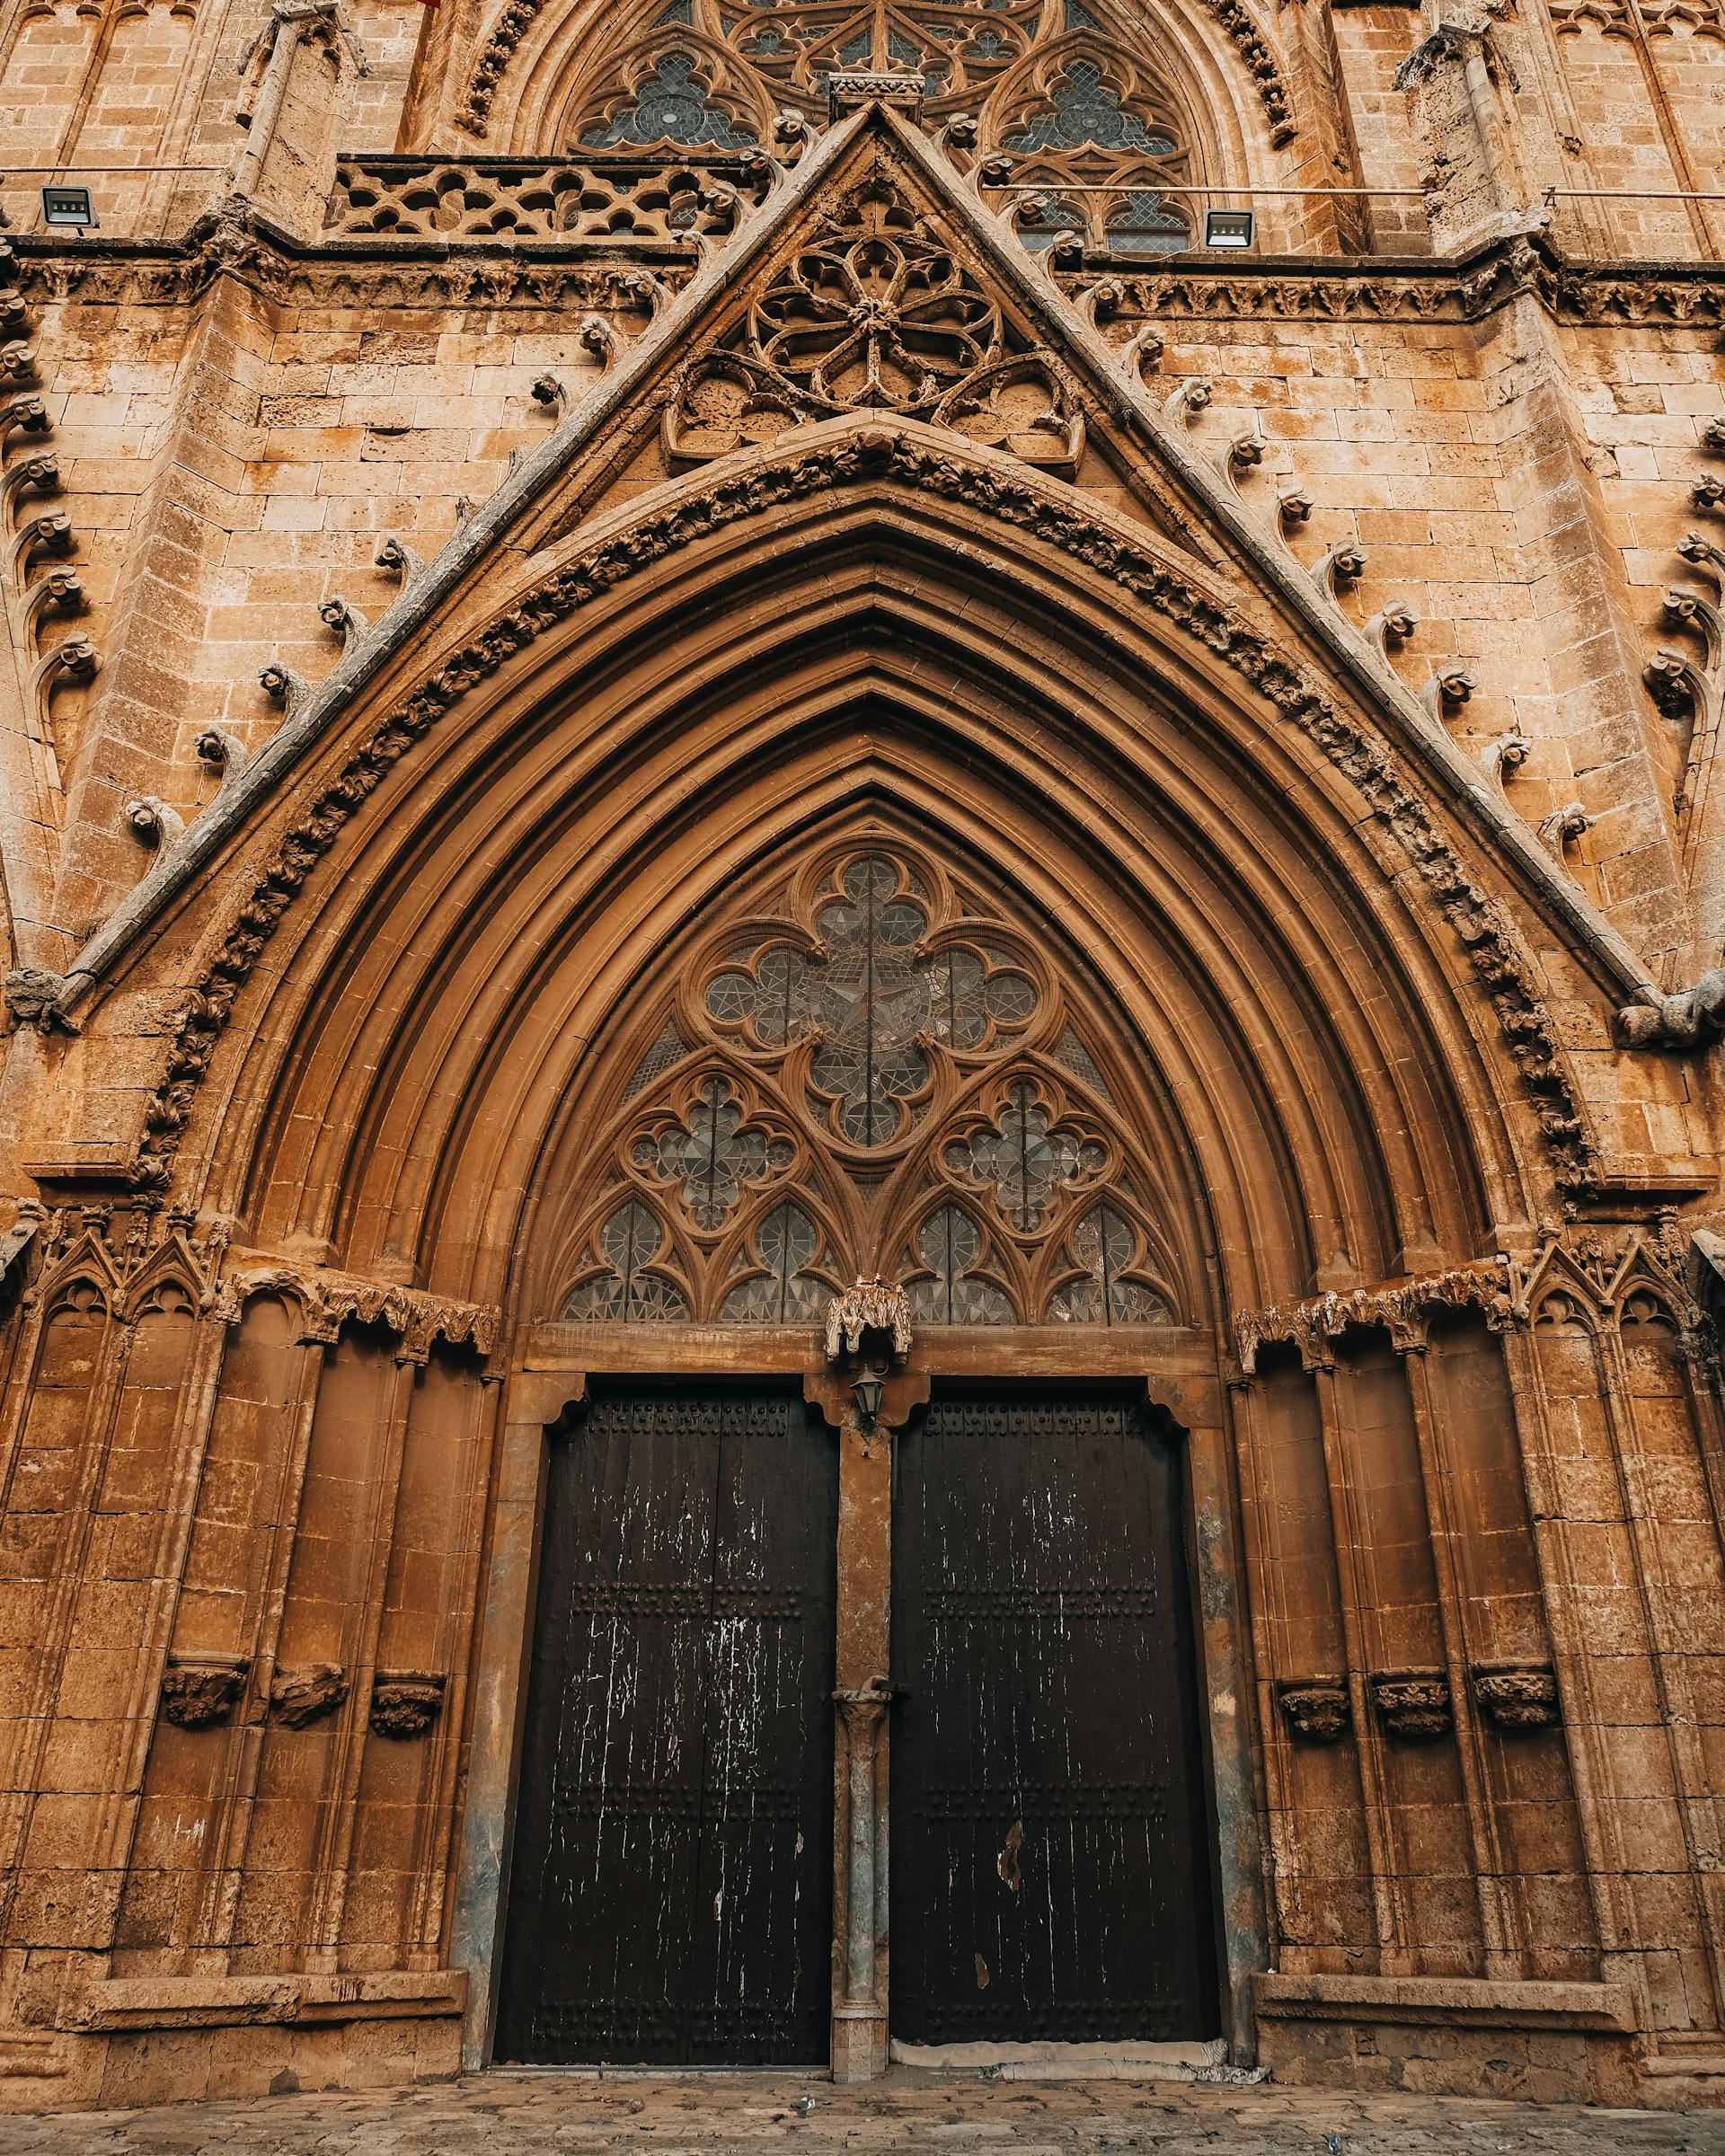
[530, 830, 1199, 1338]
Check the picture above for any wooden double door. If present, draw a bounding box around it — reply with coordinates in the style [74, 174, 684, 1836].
[493, 1381, 1217, 2066]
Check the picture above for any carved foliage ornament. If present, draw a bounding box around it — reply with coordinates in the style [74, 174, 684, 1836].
[1276, 1676, 1351, 1742]
[160, 1657, 249, 1730]
[133, 434, 1594, 1202]
[369, 1671, 447, 1738]
[668, 183, 1084, 464]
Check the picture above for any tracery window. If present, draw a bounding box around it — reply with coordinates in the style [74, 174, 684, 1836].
[558, 1, 1196, 254]
[552, 843, 1183, 1330]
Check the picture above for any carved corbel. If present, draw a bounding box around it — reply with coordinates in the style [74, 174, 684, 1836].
[369, 1670, 445, 1737]
[1163, 376, 1213, 428]
[1368, 1666, 1452, 1739]
[1421, 664, 1478, 722]
[1480, 730, 1531, 798]
[1275, 1675, 1352, 1742]
[194, 726, 249, 783]
[1536, 802, 1592, 855]
[160, 1654, 249, 1729]
[1472, 1660, 1560, 1730]
[825, 1277, 913, 1362]
[1313, 540, 1367, 605]
[270, 1663, 349, 1727]
[4, 968, 75, 1035]
[579, 316, 618, 371]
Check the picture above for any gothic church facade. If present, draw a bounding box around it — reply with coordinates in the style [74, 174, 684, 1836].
[3, 0, 1725, 2115]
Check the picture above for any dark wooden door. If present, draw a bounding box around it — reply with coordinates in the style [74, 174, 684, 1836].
[890, 1386, 1219, 2045]
[495, 1383, 836, 2064]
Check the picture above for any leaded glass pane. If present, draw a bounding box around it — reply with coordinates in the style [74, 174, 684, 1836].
[705, 857, 1039, 1147]
[582, 51, 760, 149]
[909, 1204, 1016, 1324]
[720, 1201, 831, 1321]
[632, 1074, 791, 1229]
[1003, 58, 1177, 155]
[562, 1200, 690, 1321]
[1045, 1203, 1171, 1325]
[947, 1077, 1106, 1231]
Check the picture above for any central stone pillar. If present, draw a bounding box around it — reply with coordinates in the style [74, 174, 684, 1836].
[810, 1282, 925, 2083]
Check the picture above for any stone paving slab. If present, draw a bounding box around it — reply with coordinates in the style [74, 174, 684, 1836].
[5, 2072, 1725, 2156]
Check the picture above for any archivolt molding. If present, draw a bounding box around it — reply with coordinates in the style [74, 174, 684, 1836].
[120, 423, 1595, 1208]
[1234, 1224, 1702, 1369]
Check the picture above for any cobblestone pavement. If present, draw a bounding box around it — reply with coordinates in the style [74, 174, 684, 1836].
[6, 2072, 1725, 2156]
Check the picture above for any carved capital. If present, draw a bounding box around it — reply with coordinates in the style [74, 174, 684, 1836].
[369, 1670, 445, 1738]
[1472, 1661, 1561, 1731]
[160, 1656, 248, 1729]
[825, 1277, 913, 1362]
[269, 1663, 349, 1727]
[1368, 1666, 1452, 1740]
[1275, 1675, 1352, 1743]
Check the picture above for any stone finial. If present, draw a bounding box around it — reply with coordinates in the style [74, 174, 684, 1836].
[1276, 1675, 1352, 1743]
[1368, 1667, 1452, 1739]
[369, 1670, 446, 1738]
[259, 659, 307, 708]
[160, 1656, 249, 1729]
[530, 370, 566, 409]
[317, 595, 367, 640]
[375, 534, 422, 581]
[270, 1663, 349, 1727]
[1277, 484, 1314, 527]
[1472, 1661, 1561, 1731]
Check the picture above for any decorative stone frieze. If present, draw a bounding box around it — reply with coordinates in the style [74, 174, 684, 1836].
[326, 155, 770, 243]
[269, 1665, 349, 1727]
[369, 1672, 446, 1738]
[1275, 1676, 1352, 1742]
[160, 1657, 249, 1730]
[1473, 1663, 1561, 1731]
[212, 1260, 500, 1361]
[1368, 1668, 1453, 1740]
[1235, 1264, 1512, 1372]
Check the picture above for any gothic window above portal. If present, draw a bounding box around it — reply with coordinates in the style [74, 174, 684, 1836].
[555, 1, 1197, 253]
[550, 842, 1187, 1329]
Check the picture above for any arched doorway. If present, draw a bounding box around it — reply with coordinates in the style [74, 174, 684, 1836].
[482, 835, 1227, 2072]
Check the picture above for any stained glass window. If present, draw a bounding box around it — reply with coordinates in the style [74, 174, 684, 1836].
[555, 843, 1177, 1329]
[720, 1201, 834, 1321]
[1045, 1203, 1170, 1324]
[947, 1077, 1106, 1231]
[633, 1074, 792, 1229]
[707, 857, 1036, 1148]
[563, 1202, 690, 1320]
[582, 51, 761, 149]
[908, 1205, 1016, 1324]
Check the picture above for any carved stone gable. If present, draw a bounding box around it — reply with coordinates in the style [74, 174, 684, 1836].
[667, 177, 1084, 467]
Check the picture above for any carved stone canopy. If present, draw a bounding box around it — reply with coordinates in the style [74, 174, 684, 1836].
[1368, 1666, 1453, 1740]
[1472, 1661, 1561, 1731]
[368, 1670, 446, 1739]
[825, 1277, 914, 1362]
[1275, 1675, 1352, 1743]
[160, 1655, 249, 1730]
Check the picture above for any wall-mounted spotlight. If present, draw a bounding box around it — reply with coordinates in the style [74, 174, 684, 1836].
[42, 186, 97, 230]
[1205, 207, 1254, 251]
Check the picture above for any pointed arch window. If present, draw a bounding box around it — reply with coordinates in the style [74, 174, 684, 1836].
[549, 843, 1185, 1331]
[550, 3, 1207, 256]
